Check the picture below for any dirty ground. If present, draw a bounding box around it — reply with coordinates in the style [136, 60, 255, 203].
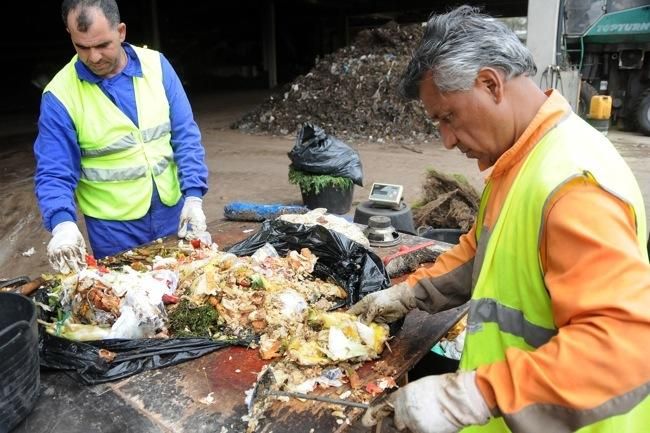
[1, 90, 649, 281]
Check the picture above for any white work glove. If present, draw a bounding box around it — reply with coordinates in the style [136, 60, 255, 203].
[347, 282, 416, 323]
[362, 371, 491, 433]
[177, 196, 208, 240]
[47, 221, 87, 275]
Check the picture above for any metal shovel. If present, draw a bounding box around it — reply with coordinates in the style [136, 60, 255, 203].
[247, 367, 370, 411]
[247, 367, 396, 432]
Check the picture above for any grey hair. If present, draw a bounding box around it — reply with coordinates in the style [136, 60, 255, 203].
[61, 0, 120, 31]
[399, 5, 537, 99]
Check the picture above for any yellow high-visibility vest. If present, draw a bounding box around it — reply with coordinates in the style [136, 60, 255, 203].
[44, 45, 181, 220]
[460, 113, 649, 432]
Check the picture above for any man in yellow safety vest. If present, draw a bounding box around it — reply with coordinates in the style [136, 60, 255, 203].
[34, 0, 210, 274]
[350, 5, 650, 433]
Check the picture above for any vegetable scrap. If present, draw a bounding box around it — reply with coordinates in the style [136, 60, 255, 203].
[37, 239, 393, 410]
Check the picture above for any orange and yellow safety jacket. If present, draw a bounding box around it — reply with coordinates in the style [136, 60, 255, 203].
[407, 90, 650, 432]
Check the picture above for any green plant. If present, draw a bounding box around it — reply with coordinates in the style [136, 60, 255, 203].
[168, 299, 221, 338]
[288, 167, 353, 195]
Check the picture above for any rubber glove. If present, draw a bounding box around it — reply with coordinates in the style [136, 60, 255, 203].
[347, 282, 416, 323]
[178, 196, 207, 240]
[362, 371, 491, 433]
[47, 221, 87, 275]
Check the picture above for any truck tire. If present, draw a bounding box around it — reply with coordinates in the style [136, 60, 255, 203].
[578, 82, 598, 119]
[632, 89, 650, 136]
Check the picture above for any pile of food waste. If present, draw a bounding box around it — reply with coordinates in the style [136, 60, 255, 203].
[37, 239, 394, 406]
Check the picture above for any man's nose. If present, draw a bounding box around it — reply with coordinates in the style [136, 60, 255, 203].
[89, 48, 102, 63]
[439, 124, 458, 149]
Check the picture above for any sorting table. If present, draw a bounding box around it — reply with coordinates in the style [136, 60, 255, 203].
[14, 220, 466, 433]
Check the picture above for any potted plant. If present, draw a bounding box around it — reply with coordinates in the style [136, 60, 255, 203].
[288, 167, 354, 214]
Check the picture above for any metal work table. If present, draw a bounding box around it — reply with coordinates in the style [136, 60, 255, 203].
[13, 220, 466, 433]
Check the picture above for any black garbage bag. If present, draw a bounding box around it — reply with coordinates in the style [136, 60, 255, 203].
[227, 219, 390, 305]
[34, 284, 252, 385]
[38, 332, 251, 385]
[288, 123, 364, 186]
[34, 219, 389, 385]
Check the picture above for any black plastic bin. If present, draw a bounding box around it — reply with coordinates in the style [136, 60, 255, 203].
[301, 184, 354, 215]
[0, 293, 40, 433]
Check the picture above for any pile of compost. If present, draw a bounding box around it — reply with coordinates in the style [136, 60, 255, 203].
[232, 21, 438, 143]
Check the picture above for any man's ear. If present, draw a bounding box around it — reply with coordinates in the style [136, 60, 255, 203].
[118, 23, 126, 42]
[475, 68, 504, 103]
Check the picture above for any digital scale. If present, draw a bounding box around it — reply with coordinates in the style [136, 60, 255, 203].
[353, 182, 416, 243]
[368, 182, 404, 210]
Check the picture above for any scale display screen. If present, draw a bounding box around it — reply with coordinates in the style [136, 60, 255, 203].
[369, 183, 403, 208]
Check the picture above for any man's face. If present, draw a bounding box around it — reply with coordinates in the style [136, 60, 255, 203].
[418, 70, 508, 169]
[66, 7, 126, 78]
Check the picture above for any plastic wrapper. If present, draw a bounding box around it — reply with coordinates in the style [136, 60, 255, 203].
[39, 332, 250, 385]
[227, 219, 390, 306]
[224, 201, 309, 221]
[288, 123, 364, 186]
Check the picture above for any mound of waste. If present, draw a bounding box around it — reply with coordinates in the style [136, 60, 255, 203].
[232, 21, 438, 143]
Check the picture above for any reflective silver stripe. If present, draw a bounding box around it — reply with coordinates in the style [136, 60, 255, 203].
[468, 298, 557, 348]
[142, 122, 171, 142]
[504, 384, 650, 433]
[81, 165, 147, 182]
[81, 156, 171, 181]
[151, 156, 172, 176]
[80, 122, 170, 157]
[81, 134, 138, 157]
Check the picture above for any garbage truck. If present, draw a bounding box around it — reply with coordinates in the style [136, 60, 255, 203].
[560, 0, 650, 135]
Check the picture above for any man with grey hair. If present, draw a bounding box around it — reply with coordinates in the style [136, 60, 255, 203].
[350, 5, 650, 433]
[34, 0, 210, 274]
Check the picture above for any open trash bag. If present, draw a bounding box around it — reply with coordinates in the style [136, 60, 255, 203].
[228, 219, 389, 305]
[288, 123, 364, 186]
[39, 333, 249, 385]
[36, 220, 389, 385]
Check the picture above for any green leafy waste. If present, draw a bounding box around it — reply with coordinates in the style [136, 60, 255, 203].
[288, 167, 353, 195]
[168, 299, 221, 338]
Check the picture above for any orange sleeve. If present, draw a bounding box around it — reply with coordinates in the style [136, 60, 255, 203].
[402, 225, 478, 313]
[406, 224, 478, 285]
[476, 180, 650, 415]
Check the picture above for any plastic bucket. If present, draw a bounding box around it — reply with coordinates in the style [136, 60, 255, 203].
[301, 184, 354, 215]
[0, 292, 40, 432]
[417, 226, 466, 244]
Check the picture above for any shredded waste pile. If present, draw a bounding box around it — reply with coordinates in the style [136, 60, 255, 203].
[232, 21, 438, 143]
[37, 236, 394, 428]
[413, 169, 481, 232]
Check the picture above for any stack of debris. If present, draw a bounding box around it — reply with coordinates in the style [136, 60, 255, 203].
[232, 21, 438, 143]
[413, 170, 480, 232]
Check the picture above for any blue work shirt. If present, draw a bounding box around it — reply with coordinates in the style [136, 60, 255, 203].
[34, 43, 209, 258]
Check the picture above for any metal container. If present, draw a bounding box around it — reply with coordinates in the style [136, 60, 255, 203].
[0, 292, 40, 432]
